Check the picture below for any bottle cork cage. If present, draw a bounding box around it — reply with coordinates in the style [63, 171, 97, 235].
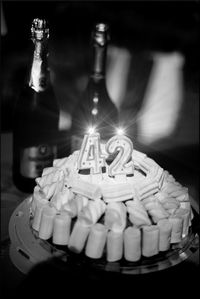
[9, 197, 199, 275]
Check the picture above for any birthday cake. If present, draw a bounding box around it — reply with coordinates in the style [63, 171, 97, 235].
[30, 133, 193, 262]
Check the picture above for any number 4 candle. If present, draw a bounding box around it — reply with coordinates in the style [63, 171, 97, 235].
[77, 132, 106, 174]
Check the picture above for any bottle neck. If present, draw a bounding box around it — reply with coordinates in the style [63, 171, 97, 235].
[91, 43, 107, 79]
[29, 39, 49, 92]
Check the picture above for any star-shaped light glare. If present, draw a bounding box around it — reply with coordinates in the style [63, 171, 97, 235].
[116, 127, 125, 136]
[87, 126, 96, 135]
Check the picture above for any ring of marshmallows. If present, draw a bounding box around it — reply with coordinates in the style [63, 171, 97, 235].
[30, 148, 193, 262]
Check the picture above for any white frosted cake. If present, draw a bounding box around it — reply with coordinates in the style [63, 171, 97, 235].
[30, 134, 193, 262]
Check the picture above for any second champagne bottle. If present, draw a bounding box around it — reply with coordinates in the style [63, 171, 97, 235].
[71, 23, 119, 152]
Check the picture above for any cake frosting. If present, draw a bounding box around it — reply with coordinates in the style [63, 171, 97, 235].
[30, 143, 193, 262]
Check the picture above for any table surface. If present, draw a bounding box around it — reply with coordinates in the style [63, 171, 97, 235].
[1, 132, 199, 298]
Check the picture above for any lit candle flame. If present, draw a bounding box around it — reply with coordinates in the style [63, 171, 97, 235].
[87, 126, 96, 135]
[116, 127, 125, 136]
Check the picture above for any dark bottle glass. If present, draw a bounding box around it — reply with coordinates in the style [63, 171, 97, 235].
[71, 23, 119, 152]
[12, 18, 59, 193]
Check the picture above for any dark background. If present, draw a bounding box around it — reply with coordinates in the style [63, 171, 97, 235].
[1, 2, 199, 297]
[1, 0, 199, 186]
[1, 0, 199, 132]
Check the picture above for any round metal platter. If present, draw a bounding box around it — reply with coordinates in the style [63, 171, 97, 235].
[9, 197, 199, 275]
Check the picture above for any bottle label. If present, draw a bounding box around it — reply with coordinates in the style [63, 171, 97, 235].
[71, 135, 83, 152]
[20, 145, 57, 178]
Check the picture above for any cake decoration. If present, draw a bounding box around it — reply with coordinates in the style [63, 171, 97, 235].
[107, 230, 123, 262]
[142, 225, 160, 257]
[124, 226, 141, 262]
[126, 199, 152, 227]
[105, 135, 134, 176]
[157, 219, 172, 251]
[30, 132, 193, 262]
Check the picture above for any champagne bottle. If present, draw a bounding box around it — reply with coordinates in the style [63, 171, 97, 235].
[71, 23, 119, 151]
[12, 18, 59, 193]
